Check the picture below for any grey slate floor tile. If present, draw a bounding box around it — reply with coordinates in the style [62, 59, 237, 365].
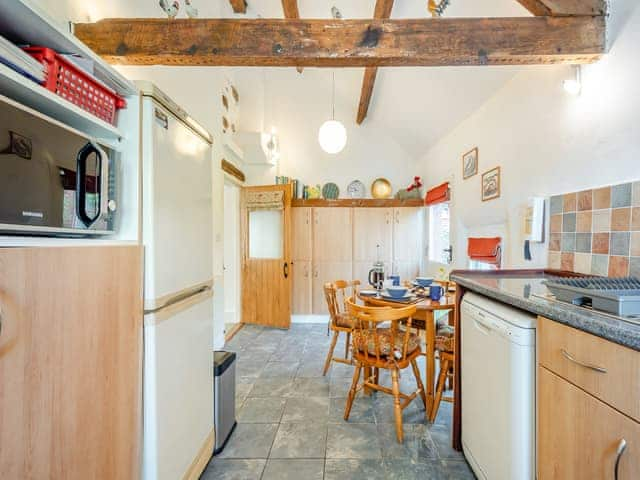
[261, 459, 324, 480]
[210, 324, 476, 480]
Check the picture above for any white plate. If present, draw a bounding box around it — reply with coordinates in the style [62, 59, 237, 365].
[360, 289, 378, 296]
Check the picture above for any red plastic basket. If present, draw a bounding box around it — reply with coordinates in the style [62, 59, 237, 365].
[23, 47, 126, 125]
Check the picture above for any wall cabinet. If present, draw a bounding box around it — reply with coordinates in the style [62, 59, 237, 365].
[0, 246, 143, 479]
[291, 206, 423, 315]
[537, 317, 640, 479]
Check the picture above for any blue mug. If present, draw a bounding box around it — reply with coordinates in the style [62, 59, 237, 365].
[429, 285, 444, 301]
[389, 275, 400, 286]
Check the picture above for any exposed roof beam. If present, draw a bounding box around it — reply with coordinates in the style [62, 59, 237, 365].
[515, 0, 607, 16]
[74, 17, 606, 67]
[229, 0, 247, 14]
[357, 0, 394, 125]
[281, 0, 303, 73]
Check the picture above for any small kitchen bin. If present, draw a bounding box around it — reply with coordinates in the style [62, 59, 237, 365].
[213, 351, 237, 454]
[23, 47, 126, 125]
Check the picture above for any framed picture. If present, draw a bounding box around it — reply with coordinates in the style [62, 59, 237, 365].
[482, 167, 501, 202]
[462, 147, 478, 179]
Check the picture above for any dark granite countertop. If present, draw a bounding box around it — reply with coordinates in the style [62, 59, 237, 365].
[451, 271, 640, 351]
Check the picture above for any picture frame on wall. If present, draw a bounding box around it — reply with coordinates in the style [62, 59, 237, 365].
[462, 147, 478, 179]
[482, 167, 501, 201]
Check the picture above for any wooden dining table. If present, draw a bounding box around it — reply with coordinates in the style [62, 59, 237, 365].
[358, 289, 456, 419]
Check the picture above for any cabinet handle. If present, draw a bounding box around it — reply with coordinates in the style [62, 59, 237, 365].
[560, 349, 607, 374]
[615, 438, 627, 480]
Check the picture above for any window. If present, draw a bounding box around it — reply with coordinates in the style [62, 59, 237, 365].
[428, 202, 451, 265]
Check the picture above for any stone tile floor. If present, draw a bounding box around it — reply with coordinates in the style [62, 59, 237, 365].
[201, 324, 475, 480]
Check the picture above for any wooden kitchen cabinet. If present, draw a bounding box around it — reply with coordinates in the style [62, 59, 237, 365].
[0, 246, 143, 480]
[392, 207, 424, 264]
[538, 367, 639, 479]
[292, 260, 312, 314]
[292, 206, 312, 262]
[352, 208, 393, 263]
[537, 316, 640, 479]
[313, 207, 353, 262]
[312, 261, 353, 315]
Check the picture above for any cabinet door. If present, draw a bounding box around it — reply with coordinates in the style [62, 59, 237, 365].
[292, 261, 312, 314]
[392, 207, 424, 263]
[312, 262, 353, 314]
[292, 207, 312, 261]
[0, 246, 143, 480]
[313, 208, 353, 262]
[538, 366, 640, 480]
[353, 208, 393, 263]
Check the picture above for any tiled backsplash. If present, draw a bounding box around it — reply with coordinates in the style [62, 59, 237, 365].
[548, 181, 640, 276]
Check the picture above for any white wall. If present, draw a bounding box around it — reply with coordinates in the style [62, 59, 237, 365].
[416, 0, 640, 271]
[232, 68, 418, 192]
[223, 182, 240, 327]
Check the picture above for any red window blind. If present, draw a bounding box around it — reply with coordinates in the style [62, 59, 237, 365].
[468, 237, 502, 265]
[425, 182, 450, 206]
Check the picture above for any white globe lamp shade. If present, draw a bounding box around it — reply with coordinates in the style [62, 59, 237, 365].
[318, 120, 347, 154]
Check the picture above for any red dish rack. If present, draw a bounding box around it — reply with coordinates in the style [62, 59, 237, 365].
[23, 47, 126, 126]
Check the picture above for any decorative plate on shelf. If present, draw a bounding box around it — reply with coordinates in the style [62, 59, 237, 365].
[322, 182, 340, 199]
[371, 178, 393, 199]
[347, 180, 366, 199]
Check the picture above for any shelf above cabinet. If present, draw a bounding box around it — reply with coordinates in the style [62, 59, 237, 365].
[0, 63, 125, 141]
[292, 198, 424, 208]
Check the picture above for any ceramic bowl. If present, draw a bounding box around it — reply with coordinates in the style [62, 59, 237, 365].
[415, 277, 434, 287]
[386, 286, 408, 298]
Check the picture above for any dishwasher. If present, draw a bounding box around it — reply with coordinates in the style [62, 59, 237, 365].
[461, 292, 536, 480]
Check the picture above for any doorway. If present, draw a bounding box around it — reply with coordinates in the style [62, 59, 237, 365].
[223, 180, 241, 337]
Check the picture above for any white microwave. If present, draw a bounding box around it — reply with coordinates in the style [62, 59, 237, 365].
[0, 95, 118, 236]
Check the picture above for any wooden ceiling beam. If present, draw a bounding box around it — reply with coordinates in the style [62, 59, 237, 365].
[281, 0, 303, 73]
[74, 17, 606, 67]
[515, 0, 607, 16]
[357, 0, 394, 125]
[229, 0, 247, 14]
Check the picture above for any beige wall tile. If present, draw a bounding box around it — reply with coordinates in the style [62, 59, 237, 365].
[631, 232, 640, 257]
[632, 207, 640, 231]
[592, 209, 611, 232]
[576, 211, 592, 233]
[577, 190, 593, 211]
[561, 252, 575, 271]
[574, 253, 592, 274]
[609, 256, 630, 277]
[550, 214, 563, 233]
[593, 187, 612, 209]
[563, 193, 577, 213]
[548, 251, 561, 269]
[611, 207, 631, 231]
[592, 233, 610, 255]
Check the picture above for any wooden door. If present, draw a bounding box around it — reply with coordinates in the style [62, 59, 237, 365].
[0, 246, 143, 480]
[241, 184, 292, 328]
[538, 367, 640, 479]
[392, 207, 424, 279]
[292, 260, 312, 314]
[353, 208, 393, 287]
[312, 262, 354, 314]
[292, 207, 312, 262]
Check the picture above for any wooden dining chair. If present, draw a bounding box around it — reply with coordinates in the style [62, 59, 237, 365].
[322, 280, 360, 376]
[344, 297, 427, 443]
[429, 323, 455, 422]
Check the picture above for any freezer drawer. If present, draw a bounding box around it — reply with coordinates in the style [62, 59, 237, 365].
[143, 291, 214, 480]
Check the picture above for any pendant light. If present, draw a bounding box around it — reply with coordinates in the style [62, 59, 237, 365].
[318, 71, 347, 154]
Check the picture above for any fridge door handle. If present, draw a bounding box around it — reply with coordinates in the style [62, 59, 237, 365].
[144, 285, 211, 314]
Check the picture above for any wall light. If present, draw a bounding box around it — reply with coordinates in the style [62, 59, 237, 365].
[563, 65, 582, 96]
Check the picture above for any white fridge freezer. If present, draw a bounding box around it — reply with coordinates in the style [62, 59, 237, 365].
[138, 82, 215, 480]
